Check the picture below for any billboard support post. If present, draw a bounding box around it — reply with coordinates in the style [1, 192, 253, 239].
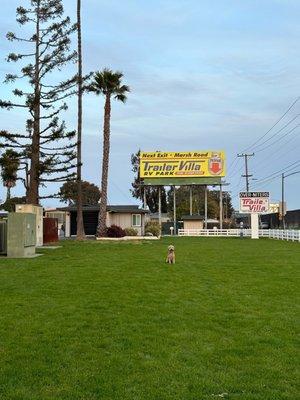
[204, 185, 208, 229]
[189, 186, 193, 216]
[143, 186, 147, 209]
[173, 186, 176, 235]
[219, 184, 223, 229]
[158, 186, 162, 228]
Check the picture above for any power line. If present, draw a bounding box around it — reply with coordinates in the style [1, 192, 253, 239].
[248, 175, 280, 190]
[228, 163, 245, 179]
[255, 124, 300, 153]
[251, 128, 300, 174]
[110, 179, 133, 203]
[231, 175, 243, 191]
[254, 159, 300, 184]
[227, 156, 238, 174]
[242, 96, 300, 152]
[251, 115, 299, 152]
[284, 170, 300, 179]
[230, 175, 245, 200]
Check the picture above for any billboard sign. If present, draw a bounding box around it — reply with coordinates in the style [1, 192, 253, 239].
[239, 192, 270, 213]
[269, 203, 280, 213]
[279, 201, 287, 218]
[139, 151, 226, 179]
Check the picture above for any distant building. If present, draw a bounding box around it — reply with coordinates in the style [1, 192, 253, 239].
[58, 204, 149, 236]
[181, 215, 204, 230]
[181, 215, 220, 230]
[261, 209, 300, 229]
[149, 212, 171, 223]
[0, 210, 8, 219]
[233, 208, 300, 229]
[44, 208, 69, 236]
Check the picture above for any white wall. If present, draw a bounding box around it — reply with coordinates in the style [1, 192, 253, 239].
[110, 213, 142, 235]
[183, 220, 204, 230]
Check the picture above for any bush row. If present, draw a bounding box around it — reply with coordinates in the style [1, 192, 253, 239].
[105, 222, 161, 238]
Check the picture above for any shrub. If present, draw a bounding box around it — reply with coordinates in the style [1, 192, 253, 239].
[124, 227, 138, 236]
[106, 225, 126, 238]
[1, 196, 26, 212]
[145, 221, 161, 237]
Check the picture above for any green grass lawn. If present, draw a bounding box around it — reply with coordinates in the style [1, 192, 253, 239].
[0, 238, 299, 400]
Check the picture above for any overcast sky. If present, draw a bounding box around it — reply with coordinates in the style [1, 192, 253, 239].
[0, 0, 299, 210]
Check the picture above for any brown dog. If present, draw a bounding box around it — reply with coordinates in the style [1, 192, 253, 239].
[166, 245, 175, 264]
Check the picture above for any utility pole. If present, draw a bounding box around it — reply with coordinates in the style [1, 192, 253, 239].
[237, 153, 254, 191]
[281, 170, 300, 229]
[281, 173, 285, 229]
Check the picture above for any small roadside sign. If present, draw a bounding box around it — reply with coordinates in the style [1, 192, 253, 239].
[239, 192, 269, 214]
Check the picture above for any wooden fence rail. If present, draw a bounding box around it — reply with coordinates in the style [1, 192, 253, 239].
[177, 229, 300, 242]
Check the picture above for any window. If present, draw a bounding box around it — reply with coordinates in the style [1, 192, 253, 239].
[132, 214, 141, 227]
[45, 212, 65, 224]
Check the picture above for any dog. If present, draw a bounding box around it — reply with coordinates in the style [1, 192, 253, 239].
[166, 245, 175, 264]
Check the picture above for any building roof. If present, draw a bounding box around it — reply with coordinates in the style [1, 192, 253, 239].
[181, 214, 204, 220]
[58, 204, 149, 214]
[150, 212, 170, 219]
[0, 210, 8, 218]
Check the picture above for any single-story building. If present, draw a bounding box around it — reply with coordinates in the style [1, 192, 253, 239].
[149, 212, 171, 223]
[44, 208, 69, 236]
[260, 208, 300, 229]
[181, 215, 204, 230]
[58, 204, 149, 236]
[181, 215, 220, 230]
[0, 210, 8, 219]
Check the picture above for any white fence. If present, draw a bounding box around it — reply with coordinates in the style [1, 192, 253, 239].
[268, 229, 300, 242]
[177, 229, 300, 242]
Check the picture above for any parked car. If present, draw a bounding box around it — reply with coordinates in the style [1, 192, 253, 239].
[260, 222, 269, 229]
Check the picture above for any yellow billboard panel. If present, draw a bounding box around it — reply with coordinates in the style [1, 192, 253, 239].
[140, 151, 226, 178]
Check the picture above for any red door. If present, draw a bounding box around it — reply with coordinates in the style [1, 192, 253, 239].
[43, 218, 58, 244]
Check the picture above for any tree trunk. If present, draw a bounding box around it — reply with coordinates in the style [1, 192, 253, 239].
[27, 0, 40, 205]
[76, 0, 85, 240]
[6, 186, 11, 201]
[97, 94, 111, 237]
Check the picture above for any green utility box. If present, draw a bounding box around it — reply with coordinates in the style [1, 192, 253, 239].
[7, 213, 36, 258]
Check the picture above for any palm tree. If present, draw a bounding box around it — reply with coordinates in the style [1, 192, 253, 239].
[0, 149, 20, 201]
[89, 69, 130, 237]
[76, 0, 85, 240]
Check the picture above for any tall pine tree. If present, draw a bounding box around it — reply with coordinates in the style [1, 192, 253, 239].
[0, 0, 78, 204]
[76, 0, 85, 239]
